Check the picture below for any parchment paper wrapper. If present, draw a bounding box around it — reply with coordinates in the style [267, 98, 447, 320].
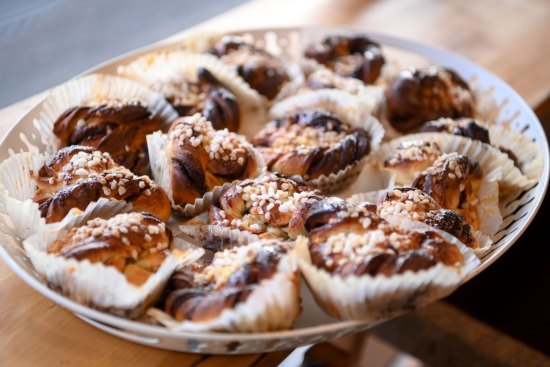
[0, 152, 132, 238]
[117, 50, 265, 128]
[147, 238, 306, 332]
[352, 132, 531, 199]
[23, 226, 204, 318]
[266, 89, 386, 193]
[36, 73, 179, 154]
[178, 223, 261, 253]
[146, 130, 265, 217]
[347, 190, 494, 256]
[299, 219, 480, 321]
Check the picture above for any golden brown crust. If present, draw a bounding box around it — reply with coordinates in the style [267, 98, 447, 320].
[252, 110, 370, 179]
[304, 35, 385, 85]
[33, 147, 171, 223]
[210, 36, 289, 100]
[152, 68, 240, 132]
[48, 212, 172, 286]
[163, 241, 286, 322]
[307, 206, 463, 277]
[385, 67, 475, 133]
[52, 100, 163, 174]
[378, 187, 477, 248]
[167, 114, 260, 207]
[383, 141, 442, 185]
[209, 173, 323, 240]
[412, 153, 482, 230]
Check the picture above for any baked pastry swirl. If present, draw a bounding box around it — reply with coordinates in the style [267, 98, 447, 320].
[152, 239, 302, 332]
[412, 152, 482, 230]
[210, 36, 289, 100]
[33, 146, 171, 223]
[378, 187, 477, 248]
[420, 118, 520, 167]
[385, 66, 475, 133]
[307, 208, 463, 277]
[150, 67, 240, 132]
[252, 110, 371, 180]
[304, 35, 385, 85]
[48, 212, 172, 286]
[383, 140, 442, 185]
[53, 99, 163, 174]
[164, 114, 261, 208]
[209, 173, 323, 239]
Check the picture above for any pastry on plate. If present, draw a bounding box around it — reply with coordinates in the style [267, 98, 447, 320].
[53, 99, 163, 175]
[34, 146, 171, 223]
[147, 114, 263, 216]
[304, 35, 385, 85]
[209, 36, 291, 100]
[151, 239, 303, 332]
[252, 110, 371, 188]
[384, 66, 475, 133]
[23, 212, 203, 318]
[299, 204, 478, 320]
[208, 173, 323, 240]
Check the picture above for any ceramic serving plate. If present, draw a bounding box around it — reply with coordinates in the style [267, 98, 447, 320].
[0, 26, 548, 354]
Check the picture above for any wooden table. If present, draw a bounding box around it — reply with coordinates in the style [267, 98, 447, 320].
[1, 0, 550, 366]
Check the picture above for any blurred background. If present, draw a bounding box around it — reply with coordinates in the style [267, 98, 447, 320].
[0, 0, 248, 107]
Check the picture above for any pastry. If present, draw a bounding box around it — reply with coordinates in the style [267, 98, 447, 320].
[48, 212, 172, 285]
[52, 99, 163, 174]
[304, 35, 385, 84]
[155, 239, 302, 332]
[299, 203, 474, 320]
[378, 187, 477, 248]
[252, 110, 371, 180]
[210, 36, 289, 100]
[383, 140, 442, 185]
[149, 114, 262, 211]
[209, 173, 323, 240]
[23, 212, 203, 317]
[385, 66, 475, 133]
[33, 146, 171, 223]
[420, 117, 521, 167]
[412, 152, 482, 230]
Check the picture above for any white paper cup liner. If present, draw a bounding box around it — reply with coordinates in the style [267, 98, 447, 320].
[36, 73, 179, 154]
[270, 89, 379, 132]
[0, 152, 138, 238]
[300, 219, 480, 321]
[347, 189, 495, 255]
[359, 132, 532, 198]
[488, 124, 543, 182]
[178, 224, 261, 252]
[117, 51, 265, 116]
[23, 228, 204, 318]
[146, 131, 265, 217]
[147, 238, 305, 332]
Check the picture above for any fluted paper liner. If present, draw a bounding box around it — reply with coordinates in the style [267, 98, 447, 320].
[300, 220, 480, 321]
[117, 50, 265, 125]
[146, 130, 265, 217]
[347, 190, 495, 256]
[0, 152, 136, 238]
[147, 238, 306, 332]
[178, 224, 261, 252]
[23, 228, 204, 318]
[356, 133, 532, 198]
[36, 73, 179, 154]
[488, 124, 543, 182]
[266, 89, 386, 193]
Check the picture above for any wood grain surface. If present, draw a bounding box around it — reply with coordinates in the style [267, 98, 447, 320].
[1, 0, 549, 366]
